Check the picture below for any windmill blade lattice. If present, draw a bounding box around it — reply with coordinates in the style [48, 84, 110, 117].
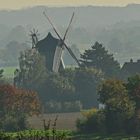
[63, 12, 75, 41]
[29, 28, 40, 48]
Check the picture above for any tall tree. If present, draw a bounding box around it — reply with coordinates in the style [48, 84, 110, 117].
[126, 74, 140, 110]
[0, 84, 40, 116]
[0, 69, 4, 79]
[18, 49, 75, 105]
[80, 42, 120, 77]
[74, 67, 103, 109]
[0, 69, 5, 84]
[44, 73, 75, 102]
[98, 79, 135, 133]
[18, 49, 47, 89]
[0, 84, 40, 131]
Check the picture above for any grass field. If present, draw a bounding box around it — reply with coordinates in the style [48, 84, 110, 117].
[1, 66, 16, 78]
[28, 112, 82, 131]
[74, 134, 140, 140]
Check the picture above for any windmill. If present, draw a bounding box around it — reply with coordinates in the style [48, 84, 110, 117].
[41, 11, 81, 72]
[29, 28, 40, 48]
[29, 12, 81, 72]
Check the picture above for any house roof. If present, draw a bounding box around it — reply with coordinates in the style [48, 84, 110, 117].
[122, 59, 140, 74]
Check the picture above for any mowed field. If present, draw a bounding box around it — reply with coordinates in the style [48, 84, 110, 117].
[28, 112, 82, 131]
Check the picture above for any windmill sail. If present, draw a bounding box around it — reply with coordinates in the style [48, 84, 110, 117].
[53, 45, 64, 72]
[43, 11, 81, 67]
[33, 11, 80, 72]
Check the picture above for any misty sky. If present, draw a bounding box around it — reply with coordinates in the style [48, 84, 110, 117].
[0, 0, 140, 9]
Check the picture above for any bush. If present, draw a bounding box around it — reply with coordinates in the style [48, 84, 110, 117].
[0, 112, 27, 132]
[76, 109, 106, 133]
[0, 84, 40, 132]
[76, 77, 140, 134]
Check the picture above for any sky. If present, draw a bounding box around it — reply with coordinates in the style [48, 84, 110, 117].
[0, 0, 140, 9]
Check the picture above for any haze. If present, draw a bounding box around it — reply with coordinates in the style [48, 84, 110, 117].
[1, 0, 140, 9]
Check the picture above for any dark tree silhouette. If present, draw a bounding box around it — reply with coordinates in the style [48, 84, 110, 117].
[80, 42, 120, 77]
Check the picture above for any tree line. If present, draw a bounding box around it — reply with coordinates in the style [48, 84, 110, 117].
[1, 40, 140, 133]
[12, 41, 139, 112]
[77, 75, 140, 134]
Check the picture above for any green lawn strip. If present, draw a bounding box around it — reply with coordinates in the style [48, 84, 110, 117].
[2, 66, 17, 78]
[73, 133, 140, 140]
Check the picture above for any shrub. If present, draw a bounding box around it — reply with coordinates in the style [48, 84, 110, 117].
[1, 112, 27, 132]
[0, 84, 40, 132]
[76, 109, 106, 133]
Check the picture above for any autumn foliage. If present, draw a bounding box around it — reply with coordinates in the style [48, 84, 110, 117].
[0, 84, 40, 116]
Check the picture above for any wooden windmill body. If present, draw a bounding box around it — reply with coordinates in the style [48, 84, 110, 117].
[36, 32, 65, 72]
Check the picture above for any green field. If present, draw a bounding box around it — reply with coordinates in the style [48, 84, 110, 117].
[74, 134, 140, 140]
[1, 66, 17, 78]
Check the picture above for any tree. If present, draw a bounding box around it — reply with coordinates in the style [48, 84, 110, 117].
[17, 49, 77, 108]
[44, 72, 75, 102]
[60, 68, 76, 83]
[0, 69, 3, 78]
[98, 79, 135, 116]
[77, 76, 140, 134]
[18, 49, 48, 89]
[98, 79, 135, 133]
[0, 84, 40, 115]
[80, 42, 120, 77]
[0, 84, 40, 131]
[0, 69, 4, 84]
[77, 109, 106, 133]
[126, 75, 140, 108]
[125, 75, 140, 133]
[74, 67, 103, 109]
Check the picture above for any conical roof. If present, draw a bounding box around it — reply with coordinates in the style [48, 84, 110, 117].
[36, 32, 59, 54]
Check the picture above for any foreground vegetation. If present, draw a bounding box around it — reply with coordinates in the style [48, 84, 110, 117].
[1, 130, 140, 140]
[0, 130, 72, 140]
[74, 133, 140, 140]
[1, 41, 140, 139]
[77, 75, 140, 135]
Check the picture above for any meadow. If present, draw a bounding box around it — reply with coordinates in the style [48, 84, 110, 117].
[2, 66, 16, 78]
